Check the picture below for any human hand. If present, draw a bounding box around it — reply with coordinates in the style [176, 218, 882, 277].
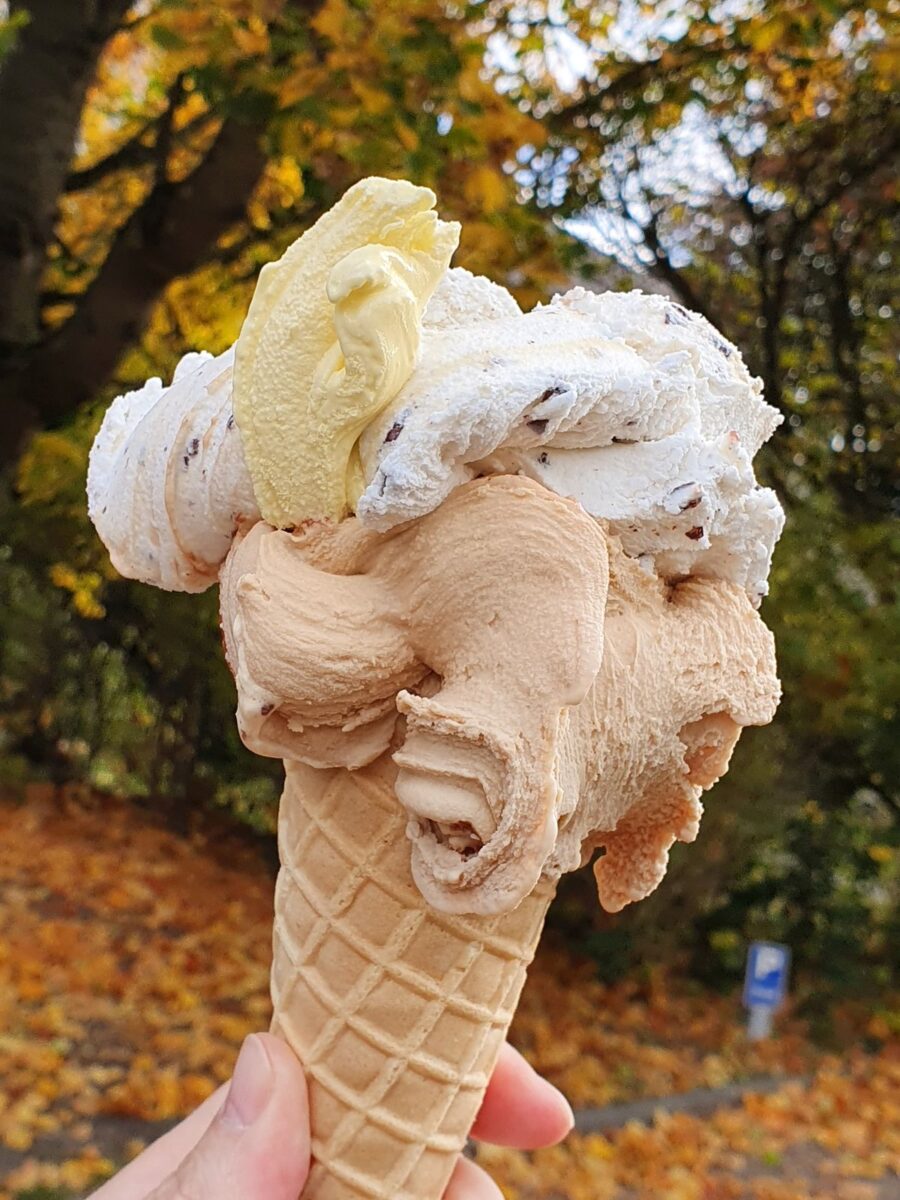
[88, 1033, 573, 1199]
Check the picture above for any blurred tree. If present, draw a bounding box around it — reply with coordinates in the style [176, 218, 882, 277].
[489, 0, 898, 508]
[0, 0, 896, 997]
[488, 0, 899, 996]
[0, 0, 561, 461]
[0, 0, 562, 822]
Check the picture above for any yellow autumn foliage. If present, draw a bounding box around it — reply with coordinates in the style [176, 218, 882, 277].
[1, 793, 897, 1199]
[465, 164, 508, 214]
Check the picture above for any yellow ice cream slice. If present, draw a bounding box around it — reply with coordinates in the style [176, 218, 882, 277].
[233, 177, 459, 527]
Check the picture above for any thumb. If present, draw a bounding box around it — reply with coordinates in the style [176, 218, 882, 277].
[147, 1034, 310, 1200]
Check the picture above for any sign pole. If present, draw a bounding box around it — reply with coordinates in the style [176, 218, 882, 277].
[747, 1004, 774, 1041]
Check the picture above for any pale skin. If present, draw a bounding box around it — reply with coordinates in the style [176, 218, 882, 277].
[89, 1034, 573, 1200]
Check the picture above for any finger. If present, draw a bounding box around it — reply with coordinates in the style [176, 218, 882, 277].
[471, 1042, 573, 1148]
[443, 1154, 504, 1199]
[146, 1034, 310, 1200]
[88, 1085, 228, 1198]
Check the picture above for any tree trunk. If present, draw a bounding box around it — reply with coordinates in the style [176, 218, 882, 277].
[0, 119, 265, 461]
[0, 0, 131, 357]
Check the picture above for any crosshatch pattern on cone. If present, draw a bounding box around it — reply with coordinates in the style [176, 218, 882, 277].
[271, 754, 554, 1200]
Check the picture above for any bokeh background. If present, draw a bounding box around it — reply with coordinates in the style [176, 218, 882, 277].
[0, 2, 897, 1198]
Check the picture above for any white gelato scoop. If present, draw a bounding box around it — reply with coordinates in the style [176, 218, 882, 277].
[88, 268, 783, 604]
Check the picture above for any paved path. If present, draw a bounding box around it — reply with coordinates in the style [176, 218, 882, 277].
[0, 1074, 809, 1185]
[4, 1073, 898, 1199]
[572, 1072, 811, 1134]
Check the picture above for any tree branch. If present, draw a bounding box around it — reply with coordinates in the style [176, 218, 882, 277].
[138, 73, 187, 245]
[546, 41, 730, 134]
[66, 117, 158, 192]
[38, 289, 77, 306]
[114, 7, 161, 34]
[752, 224, 782, 410]
[66, 110, 212, 194]
[827, 229, 866, 429]
[616, 182, 713, 323]
[778, 123, 900, 280]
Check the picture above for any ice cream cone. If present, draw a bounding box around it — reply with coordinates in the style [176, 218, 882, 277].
[271, 752, 554, 1200]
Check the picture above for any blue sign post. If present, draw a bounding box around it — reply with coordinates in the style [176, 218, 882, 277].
[743, 941, 790, 1040]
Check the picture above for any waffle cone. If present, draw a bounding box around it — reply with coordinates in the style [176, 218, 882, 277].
[271, 752, 554, 1200]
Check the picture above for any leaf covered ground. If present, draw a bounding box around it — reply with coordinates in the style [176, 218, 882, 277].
[1, 789, 896, 1199]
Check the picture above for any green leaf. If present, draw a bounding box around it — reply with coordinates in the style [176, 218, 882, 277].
[149, 23, 188, 51]
[0, 9, 30, 64]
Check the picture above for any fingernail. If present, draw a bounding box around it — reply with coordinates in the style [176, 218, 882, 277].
[556, 1090, 576, 1135]
[531, 1067, 575, 1134]
[222, 1035, 274, 1129]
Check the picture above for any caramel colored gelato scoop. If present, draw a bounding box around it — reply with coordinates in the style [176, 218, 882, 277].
[219, 473, 778, 917]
